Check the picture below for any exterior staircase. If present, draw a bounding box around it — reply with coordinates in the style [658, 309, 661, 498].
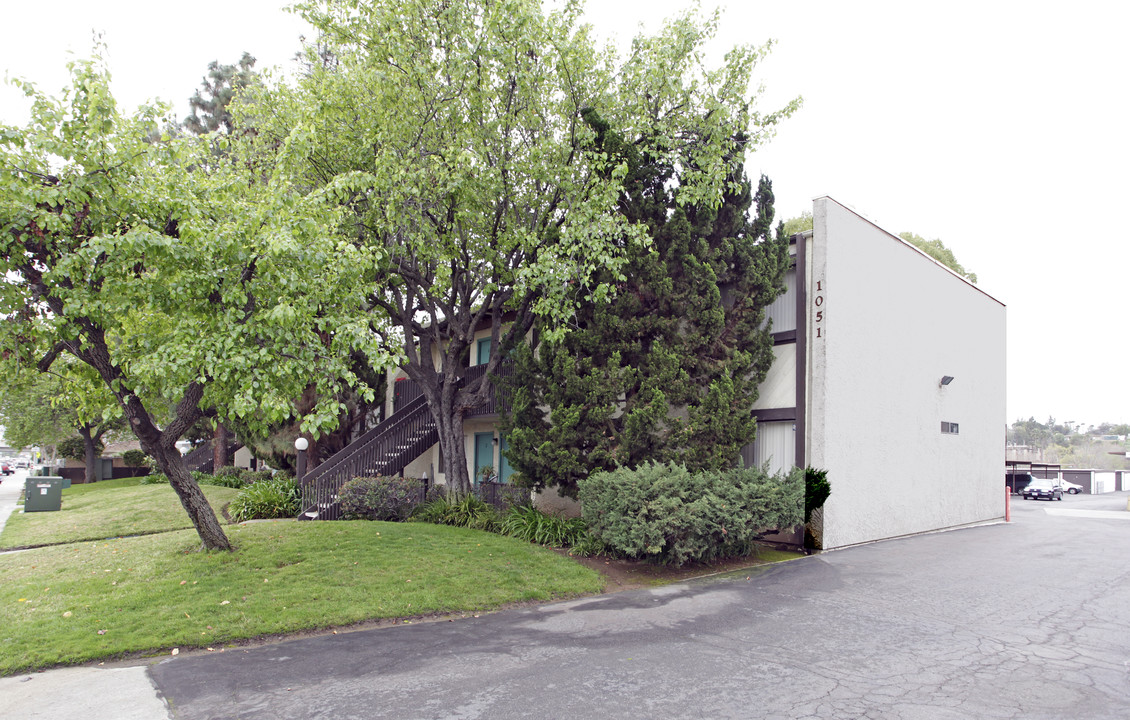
[298, 363, 512, 521]
[181, 441, 243, 473]
[299, 393, 438, 520]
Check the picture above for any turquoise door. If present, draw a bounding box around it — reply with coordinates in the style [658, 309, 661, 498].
[499, 435, 514, 484]
[476, 337, 491, 366]
[473, 432, 494, 483]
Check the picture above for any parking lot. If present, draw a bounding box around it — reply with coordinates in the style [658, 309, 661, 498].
[138, 490, 1130, 719]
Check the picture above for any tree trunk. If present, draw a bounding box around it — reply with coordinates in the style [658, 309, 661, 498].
[436, 408, 470, 495]
[212, 422, 229, 474]
[79, 426, 98, 484]
[151, 443, 233, 551]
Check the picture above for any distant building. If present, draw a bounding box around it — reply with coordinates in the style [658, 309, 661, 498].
[1006, 445, 1045, 463]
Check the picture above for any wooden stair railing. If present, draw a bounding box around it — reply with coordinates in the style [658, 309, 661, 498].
[297, 362, 513, 520]
[180, 441, 244, 473]
[299, 393, 437, 520]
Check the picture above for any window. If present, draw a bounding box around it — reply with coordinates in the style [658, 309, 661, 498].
[743, 421, 796, 474]
[476, 337, 491, 366]
[941, 421, 959, 434]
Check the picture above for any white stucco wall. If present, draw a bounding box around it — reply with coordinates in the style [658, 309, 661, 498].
[402, 444, 438, 481]
[808, 197, 1006, 549]
[233, 446, 255, 470]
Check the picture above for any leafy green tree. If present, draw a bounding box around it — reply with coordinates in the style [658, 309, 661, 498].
[184, 52, 259, 135]
[500, 108, 788, 497]
[56, 434, 103, 461]
[897, 232, 977, 283]
[1008, 416, 1053, 448]
[0, 372, 73, 456]
[778, 214, 977, 282]
[179, 52, 388, 476]
[252, 0, 797, 493]
[0, 58, 380, 549]
[780, 211, 812, 238]
[0, 361, 123, 482]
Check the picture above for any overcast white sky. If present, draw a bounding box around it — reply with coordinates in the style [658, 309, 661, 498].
[2, 1, 1126, 428]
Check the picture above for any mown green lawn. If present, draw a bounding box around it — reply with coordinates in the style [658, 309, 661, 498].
[0, 478, 803, 677]
[0, 520, 603, 675]
[0, 481, 238, 549]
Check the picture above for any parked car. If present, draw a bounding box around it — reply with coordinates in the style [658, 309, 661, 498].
[1006, 473, 1035, 495]
[1, 463, 11, 475]
[1055, 479, 1083, 494]
[1022, 478, 1063, 501]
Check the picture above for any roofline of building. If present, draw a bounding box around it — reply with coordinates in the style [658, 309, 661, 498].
[813, 195, 1006, 309]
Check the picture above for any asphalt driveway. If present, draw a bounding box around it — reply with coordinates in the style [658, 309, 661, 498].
[5, 491, 1130, 719]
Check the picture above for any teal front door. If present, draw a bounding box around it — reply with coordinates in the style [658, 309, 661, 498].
[473, 432, 494, 483]
[499, 435, 514, 484]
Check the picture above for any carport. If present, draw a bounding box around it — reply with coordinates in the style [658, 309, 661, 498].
[1005, 460, 1062, 494]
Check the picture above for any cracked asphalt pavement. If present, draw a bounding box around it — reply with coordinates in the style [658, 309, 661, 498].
[10, 491, 1130, 719]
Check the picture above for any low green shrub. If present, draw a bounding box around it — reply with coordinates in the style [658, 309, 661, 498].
[412, 494, 500, 532]
[499, 505, 592, 548]
[214, 465, 245, 481]
[198, 470, 246, 489]
[578, 461, 804, 566]
[137, 473, 169, 485]
[242, 469, 274, 485]
[339, 476, 425, 521]
[804, 466, 831, 523]
[567, 531, 608, 557]
[229, 476, 301, 521]
[121, 449, 148, 467]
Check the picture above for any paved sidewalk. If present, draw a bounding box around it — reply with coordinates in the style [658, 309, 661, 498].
[0, 666, 169, 719]
[0, 468, 27, 539]
[1044, 507, 1130, 520]
[0, 472, 172, 718]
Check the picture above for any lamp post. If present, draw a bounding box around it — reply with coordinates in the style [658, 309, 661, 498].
[175, 440, 192, 456]
[295, 437, 309, 484]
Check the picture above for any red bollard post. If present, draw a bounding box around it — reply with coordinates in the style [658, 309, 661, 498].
[1005, 485, 1011, 523]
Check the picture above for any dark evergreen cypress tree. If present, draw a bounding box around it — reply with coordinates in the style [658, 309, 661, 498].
[501, 113, 789, 497]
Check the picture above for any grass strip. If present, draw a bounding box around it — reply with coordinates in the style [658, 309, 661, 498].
[0, 520, 603, 675]
[0, 483, 240, 549]
[61, 477, 151, 494]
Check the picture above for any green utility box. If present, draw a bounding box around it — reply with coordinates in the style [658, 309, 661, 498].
[36, 466, 70, 487]
[25, 476, 63, 512]
[36, 466, 69, 487]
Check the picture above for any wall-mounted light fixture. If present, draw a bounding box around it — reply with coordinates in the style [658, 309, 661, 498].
[940, 376, 955, 387]
[492, 435, 499, 447]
